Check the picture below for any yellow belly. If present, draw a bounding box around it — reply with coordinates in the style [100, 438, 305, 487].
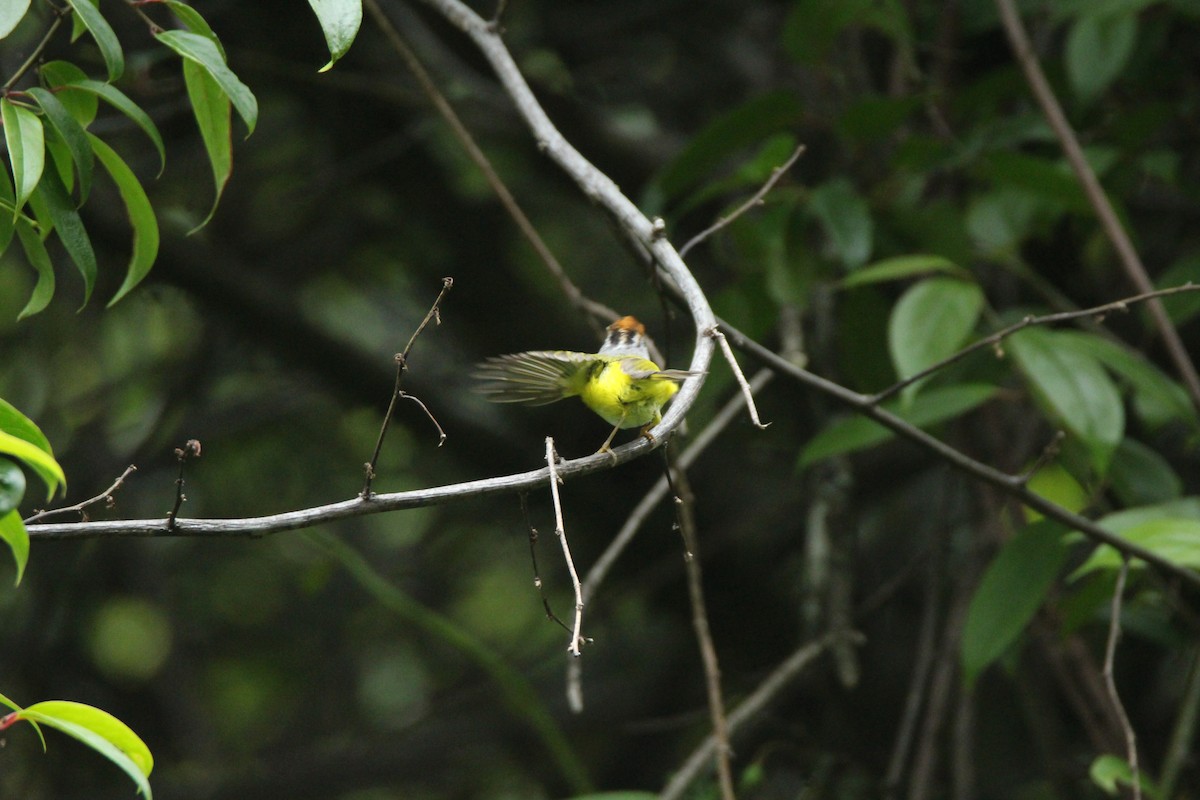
[578, 358, 680, 429]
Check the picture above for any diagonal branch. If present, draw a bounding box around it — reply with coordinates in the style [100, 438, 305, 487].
[993, 0, 1200, 412]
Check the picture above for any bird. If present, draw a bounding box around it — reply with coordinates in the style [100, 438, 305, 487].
[474, 316, 699, 452]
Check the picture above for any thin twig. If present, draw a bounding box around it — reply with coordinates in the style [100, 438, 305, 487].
[678, 144, 806, 259]
[1, 8, 66, 92]
[1102, 559, 1141, 800]
[667, 446, 736, 800]
[568, 368, 774, 712]
[363, 0, 611, 336]
[993, 0, 1200, 412]
[519, 492, 573, 635]
[713, 319, 1200, 589]
[362, 277, 453, 497]
[869, 284, 1200, 405]
[661, 631, 861, 800]
[165, 439, 201, 531]
[23, 464, 137, 524]
[709, 327, 769, 429]
[545, 437, 585, 657]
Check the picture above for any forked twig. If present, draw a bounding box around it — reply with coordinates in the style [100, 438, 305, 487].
[23, 465, 137, 524]
[545, 437, 585, 656]
[362, 277, 453, 497]
[678, 144, 806, 259]
[661, 632, 860, 800]
[166, 440, 201, 531]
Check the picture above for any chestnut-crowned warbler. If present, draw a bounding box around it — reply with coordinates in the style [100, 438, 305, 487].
[475, 316, 698, 451]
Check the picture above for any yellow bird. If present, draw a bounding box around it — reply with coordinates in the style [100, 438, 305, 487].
[475, 316, 698, 452]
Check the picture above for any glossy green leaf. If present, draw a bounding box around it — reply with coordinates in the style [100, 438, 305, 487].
[0, 509, 29, 586]
[1024, 462, 1090, 522]
[89, 135, 159, 306]
[182, 58, 231, 231]
[27, 87, 93, 202]
[888, 277, 985, 403]
[0, 399, 64, 500]
[0, 457, 26, 516]
[1072, 518, 1200, 578]
[1066, 12, 1137, 105]
[810, 177, 873, 269]
[2, 98, 45, 219]
[32, 168, 96, 306]
[155, 30, 258, 135]
[64, 0, 123, 81]
[1009, 328, 1124, 474]
[164, 0, 226, 57]
[19, 701, 153, 798]
[1100, 497, 1200, 533]
[14, 218, 56, 318]
[308, 0, 363, 72]
[840, 254, 968, 288]
[961, 520, 1070, 687]
[39, 61, 97, 125]
[60, 79, 165, 173]
[0, 0, 30, 39]
[799, 383, 998, 467]
[1054, 330, 1197, 429]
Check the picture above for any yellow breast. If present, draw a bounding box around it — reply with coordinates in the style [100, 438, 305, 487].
[578, 357, 680, 429]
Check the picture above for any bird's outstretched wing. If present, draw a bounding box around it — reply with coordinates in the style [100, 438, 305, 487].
[473, 351, 601, 405]
[618, 359, 702, 382]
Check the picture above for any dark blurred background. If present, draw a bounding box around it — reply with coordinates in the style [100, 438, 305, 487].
[2, 0, 1199, 797]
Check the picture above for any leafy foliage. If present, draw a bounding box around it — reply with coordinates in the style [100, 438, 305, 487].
[3, 0, 1200, 798]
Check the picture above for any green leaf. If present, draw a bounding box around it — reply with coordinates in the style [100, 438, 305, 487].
[888, 277, 985, 403]
[0, 509, 29, 586]
[2, 98, 45, 219]
[164, 1, 226, 57]
[1024, 462, 1090, 522]
[1066, 12, 1138, 105]
[60, 79, 165, 173]
[27, 87, 93, 202]
[1054, 330, 1197, 430]
[810, 177, 873, 269]
[840, 254, 968, 288]
[181, 58, 231, 231]
[19, 701, 153, 798]
[1089, 753, 1163, 799]
[64, 0, 124, 81]
[0, 0, 30, 39]
[89, 135, 159, 305]
[39, 61, 97, 125]
[975, 152, 1091, 214]
[14, 218, 56, 318]
[1072, 518, 1200, 578]
[155, 30, 258, 135]
[799, 383, 998, 467]
[0, 430, 64, 501]
[308, 0, 363, 72]
[0, 457, 26, 516]
[1009, 328, 1124, 475]
[961, 520, 1070, 687]
[1108, 438, 1183, 507]
[32, 167, 97, 306]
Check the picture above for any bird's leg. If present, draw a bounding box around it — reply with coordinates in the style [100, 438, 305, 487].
[639, 425, 657, 446]
[597, 410, 628, 456]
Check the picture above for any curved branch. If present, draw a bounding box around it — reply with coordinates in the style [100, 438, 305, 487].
[412, 0, 717, 426]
